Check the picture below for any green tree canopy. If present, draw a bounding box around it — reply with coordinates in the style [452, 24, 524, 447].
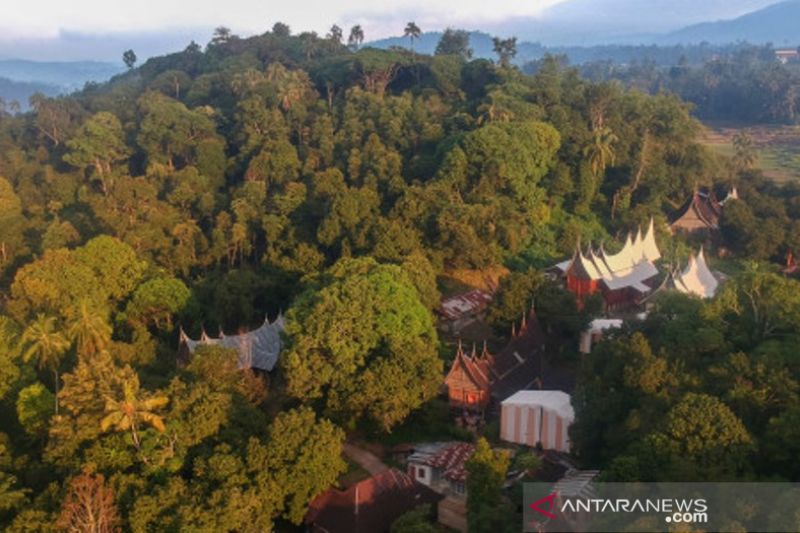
[282, 257, 442, 431]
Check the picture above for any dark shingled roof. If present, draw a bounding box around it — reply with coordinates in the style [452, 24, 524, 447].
[490, 311, 577, 401]
[670, 190, 722, 230]
[306, 469, 443, 533]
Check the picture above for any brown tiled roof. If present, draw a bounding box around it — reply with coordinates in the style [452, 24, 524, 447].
[423, 442, 475, 483]
[306, 469, 443, 533]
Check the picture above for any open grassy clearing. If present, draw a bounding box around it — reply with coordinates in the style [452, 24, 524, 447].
[699, 121, 800, 183]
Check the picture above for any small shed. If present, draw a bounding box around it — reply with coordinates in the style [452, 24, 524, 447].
[500, 391, 574, 452]
[437, 290, 493, 334]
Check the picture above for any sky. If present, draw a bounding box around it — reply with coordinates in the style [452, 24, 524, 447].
[1, 0, 566, 41]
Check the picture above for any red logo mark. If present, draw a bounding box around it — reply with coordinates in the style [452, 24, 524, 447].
[530, 492, 559, 519]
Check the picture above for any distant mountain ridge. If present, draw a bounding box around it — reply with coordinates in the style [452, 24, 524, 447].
[661, 0, 800, 45]
[0, 60, 122, 90]
[0, 59, 122, 110]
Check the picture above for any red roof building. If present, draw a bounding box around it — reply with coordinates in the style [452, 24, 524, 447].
[407, 442, 475, 497]
[553, 219, 662, 311]
[305, 469, 443, 533]
[444, 307, 571, 409]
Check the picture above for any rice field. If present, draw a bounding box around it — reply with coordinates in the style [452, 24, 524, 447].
[699, 121, 800, 183]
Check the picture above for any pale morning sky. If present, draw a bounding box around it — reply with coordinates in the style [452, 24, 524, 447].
[2, 0, 566, 41]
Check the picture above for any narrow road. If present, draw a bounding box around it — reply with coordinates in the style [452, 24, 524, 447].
[342, 442, 389, 475]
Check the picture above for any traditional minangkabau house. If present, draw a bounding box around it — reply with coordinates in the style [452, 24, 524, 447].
[178, 314, 285, 371]
[444, 307, 571, 410]
[551, 219, 662, 311]
[669, 187, 739, 234]
[444, 341, 493, 410]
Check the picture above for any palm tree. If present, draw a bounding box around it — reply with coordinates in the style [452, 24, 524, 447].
[404, 22, 421, 54]
[328, 24, 343, 45]
[492, 36, 518, 68]
[583, 126, 619, 178]
[67, 300, 112, 357]
[20, 314, 70, 413]
[300, 32, 321, 61]
[100, 377, 168, 451]
[348, 25, 364, 51]
[732, 131, 757, 171]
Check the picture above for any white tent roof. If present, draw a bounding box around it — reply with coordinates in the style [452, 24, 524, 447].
[588, 318, 623, 333]
[501, 390, 574, 422]
[674, 248, 719, 299]
[557, 219, 662, 294]
[601, 234, 636, 273]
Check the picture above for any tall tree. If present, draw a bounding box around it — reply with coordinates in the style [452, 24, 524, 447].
[465, 438, 515, 533]
[282, 258, 442, 431]
[20, 314, 70, 414]
[211, 26, 233, 45]
[348, 25, 364, 51]
[732, 131, 757, 172]
[122, 49, 137, 69]
[64, 111, 131, 194]
[272, 22, 291, 38]
[100, 376, 168, 451]
[491, 36, 517, 68]
[57, 470, 121, 533]
[327, 24, 343, 44]
[435, 28, 472, 59]
[67, 300, 112, 358]
[583, 126, 619, 178]
[404, 22, 421, 54]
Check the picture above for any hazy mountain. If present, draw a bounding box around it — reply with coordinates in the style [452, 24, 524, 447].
[0, 60, 122, 89]
[506, 0, 779, 44]
[661, 1, 800, 45]
[0, 60, 122, 110]
[0, 77, 61, 109]
[0, 28, 211, 63]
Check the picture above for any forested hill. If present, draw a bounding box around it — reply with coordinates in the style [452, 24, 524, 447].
[662, 0, 800, 45]
[1, 25, 799, 531]
[0, 25, 722, 286]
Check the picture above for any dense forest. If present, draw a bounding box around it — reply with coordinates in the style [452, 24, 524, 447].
[0, 23, 799, 531]
[545, 44, 800, 124]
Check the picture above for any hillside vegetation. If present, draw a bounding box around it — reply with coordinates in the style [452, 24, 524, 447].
[0, 24, 799, 531]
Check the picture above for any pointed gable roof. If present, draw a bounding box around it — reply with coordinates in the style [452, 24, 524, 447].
[445, 340, 491, 392]
[674, 247, 719, 299]
[641, 218, 661, 262]
[566, 249, 603, 281]
[179, 316, 285, 371]
[601, 233, 636, 273]
[670, 190, 721, 231]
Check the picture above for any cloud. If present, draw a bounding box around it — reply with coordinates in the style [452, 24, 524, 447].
[0, 0, 566, 40]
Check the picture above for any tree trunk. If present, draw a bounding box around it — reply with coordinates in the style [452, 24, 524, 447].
[54, 368, 60, 415]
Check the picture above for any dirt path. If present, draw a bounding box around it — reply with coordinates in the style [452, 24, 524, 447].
[342, 442, 389, 475]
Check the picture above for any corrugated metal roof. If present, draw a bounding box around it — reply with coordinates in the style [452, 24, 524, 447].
[438, 290, 493, 321]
